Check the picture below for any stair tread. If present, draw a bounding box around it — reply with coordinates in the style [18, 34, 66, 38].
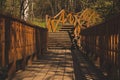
[48, 30, 72, 50]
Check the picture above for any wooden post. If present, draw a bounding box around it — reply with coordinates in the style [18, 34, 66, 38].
[5, 18, 11, 67]
[118, 33, 120, 80]
[0, 18, 5, 67]
[5, 18, 16, 79]
[34, 29, 39, 60]
[46, 15, 48, 29]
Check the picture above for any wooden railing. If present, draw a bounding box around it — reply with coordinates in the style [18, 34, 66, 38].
[0, 14, 48, 79]
[80, 15, 120, 80]
[46, 9, 102, 38]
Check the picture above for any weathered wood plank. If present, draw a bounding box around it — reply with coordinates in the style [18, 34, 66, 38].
[12, 49, 75, 80]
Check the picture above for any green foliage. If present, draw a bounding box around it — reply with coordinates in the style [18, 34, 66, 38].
[79, 0, 120, 19]
[0, 0, 120, 27]
[92, 0, 114, 18]
[0, 0, 20, 17]
[29, 18, 46, 28]
[0, 0, 6, 12]
[80, 8, 104, 27]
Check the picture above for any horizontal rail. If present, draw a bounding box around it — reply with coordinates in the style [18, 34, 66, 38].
[80, 14, 120, 80]
[0, 14, 48, 79]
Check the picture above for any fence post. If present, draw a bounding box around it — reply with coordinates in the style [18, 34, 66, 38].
[5, 18, 11, 68]
[4, 18, 14, 79]
[118, 33, 120, 80]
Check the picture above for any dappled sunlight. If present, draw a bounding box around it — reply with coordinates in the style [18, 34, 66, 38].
[13, 49, 75, 80]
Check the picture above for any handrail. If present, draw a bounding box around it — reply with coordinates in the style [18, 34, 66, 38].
[0, 14, 48, 79]
[46, 9, 102, 37]
[80, 14, 120, 80]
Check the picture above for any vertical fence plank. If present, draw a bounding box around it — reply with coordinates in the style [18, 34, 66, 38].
[0, 14, 48, 79]
[0, 18, 5, 67]
[80, 15, 120, 80]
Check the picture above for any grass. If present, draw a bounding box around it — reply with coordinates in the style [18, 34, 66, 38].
[29, 18, 46, 28]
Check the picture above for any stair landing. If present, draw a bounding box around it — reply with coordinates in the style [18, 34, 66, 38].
[12, 49, 107, 80]
[12, 49, 75, 80]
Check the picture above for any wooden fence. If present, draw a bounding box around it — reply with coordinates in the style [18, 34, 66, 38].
[80, 15, 120, 80]
[0, 14, 48, 79]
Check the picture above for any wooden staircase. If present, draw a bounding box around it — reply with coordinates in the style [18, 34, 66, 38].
[59, 24, 74, 32]
[48, 25, 74, 50]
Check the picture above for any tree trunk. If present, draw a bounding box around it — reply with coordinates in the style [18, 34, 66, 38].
[47, 0, 54, 16]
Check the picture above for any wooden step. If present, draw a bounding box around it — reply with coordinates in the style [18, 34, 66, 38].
[48, 46, 71, 49]
[59, 24, 74, 31]
[48, 31, 72, 50]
